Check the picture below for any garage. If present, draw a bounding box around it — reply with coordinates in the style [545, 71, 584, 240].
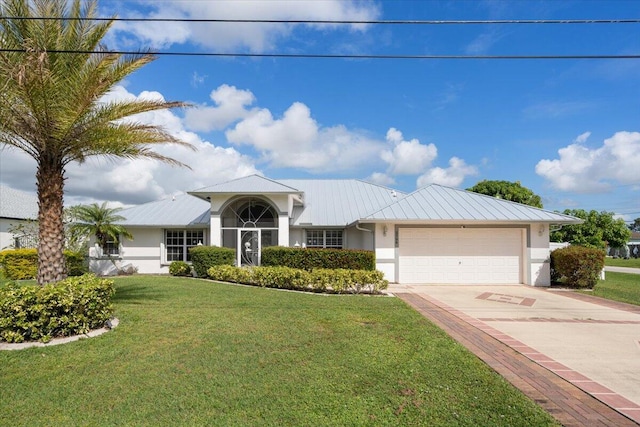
[398, 227, 524, 284]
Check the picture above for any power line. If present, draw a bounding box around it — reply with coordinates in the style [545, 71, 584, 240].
[1, 48, 638, 60]
[2, 17, 640, 25]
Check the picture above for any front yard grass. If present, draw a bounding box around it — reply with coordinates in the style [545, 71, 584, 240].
[586, 272, 640, 306]
[0, 276, 558, 426]
[605, 257, 640, 268]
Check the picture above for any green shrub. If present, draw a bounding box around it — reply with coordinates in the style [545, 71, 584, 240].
[0, 274, 115, 343]
[550, 245, 605, 289]
[0, 249, 37, 280]
[0, 248, 88, 280]
[169, 261, 192, 277]
[189, 246, 235, 277]
[64, 250, 89, 276]
[261, 247, 375, 271]
[206, 265, 388, 293]
[207, 265, 252, 284]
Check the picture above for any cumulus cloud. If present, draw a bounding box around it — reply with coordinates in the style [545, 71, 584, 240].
[367, 172, 396, 187]
[225, 102, 385, 172]
[535, 131, 640, 193]
[416, 157, 478, 188]
[108, 1, 380, 52]
[0, 86, 259, 206]
[184, 84, 256, 132]
[380, 128, 438, 175]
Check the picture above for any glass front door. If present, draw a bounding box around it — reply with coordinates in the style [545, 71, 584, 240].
[239, 229, 260, 266]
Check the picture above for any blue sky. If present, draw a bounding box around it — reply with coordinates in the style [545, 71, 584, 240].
[1, 0, 639, 220]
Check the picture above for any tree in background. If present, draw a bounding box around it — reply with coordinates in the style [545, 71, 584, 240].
[0, 0, 193, 285]
[550, 209, 632, 249]
[466, 180, 543, 208]
[631, 218, 640, 231]
[67, 203, 133, 255]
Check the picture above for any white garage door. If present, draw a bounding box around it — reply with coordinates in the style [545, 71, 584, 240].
[398, 228, 523, 284]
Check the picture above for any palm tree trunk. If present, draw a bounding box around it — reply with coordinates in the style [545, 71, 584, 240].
[36, 158, 67, 285]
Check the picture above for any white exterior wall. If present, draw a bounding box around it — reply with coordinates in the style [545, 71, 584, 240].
[0, 218, 18, 250]
[374, 223, 397, 282]
[90, 227, 165, 275]
[528, 223, 551, 286]
[289, 228, 303, 247]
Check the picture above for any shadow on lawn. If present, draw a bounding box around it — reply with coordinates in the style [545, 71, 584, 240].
[112, 282, 166, 304]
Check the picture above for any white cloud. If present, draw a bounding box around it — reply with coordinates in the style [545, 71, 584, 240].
[380, 128, 438, 175]
[574, 131, 591, 144]
[184, 84, 256, 132]
[225, 102, 384, 172]
[367, 172, 395, 187]
[416, 157, 478, 188]
[0, 86, 259, 206]
[535, 131, 640, 193]
[109, 1, 380, 52]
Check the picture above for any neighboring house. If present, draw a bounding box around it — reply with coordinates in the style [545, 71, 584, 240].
[629, 231, 640, 258]
[0, 185, 38, 250]
[110, 175, 581, 286]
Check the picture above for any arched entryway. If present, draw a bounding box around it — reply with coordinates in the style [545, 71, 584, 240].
[220, 197, 279, 266]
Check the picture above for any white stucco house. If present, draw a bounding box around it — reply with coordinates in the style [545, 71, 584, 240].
[0, 185, 38, 250]
[105, 175, 581, 286]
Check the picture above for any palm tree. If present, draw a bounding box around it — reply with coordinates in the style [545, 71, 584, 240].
[68, 203, 133, 256]
[0, 0, 194, 284]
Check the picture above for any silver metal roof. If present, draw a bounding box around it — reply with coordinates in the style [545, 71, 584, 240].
[0, 185, 38, 220]
[280, 179, 405, 226]
[189, 174, 301, 200]
[119, 193, 210, 227]
[362, 184, 582, 224]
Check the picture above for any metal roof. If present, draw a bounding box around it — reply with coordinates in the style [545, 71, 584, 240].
[0, 185, 38, 220]
[189, 174, 301, 200]
[280, 179, 404, 226]
[119, 193, 210, 227]
[362, 184, 582, 224]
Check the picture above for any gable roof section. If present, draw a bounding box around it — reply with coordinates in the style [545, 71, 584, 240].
[280, 179, 404, 226]
[119, 193, 210, 227]
[189, 174, 301, 200]
[361, 184, 582, 224]
[0, 185, 38, 220]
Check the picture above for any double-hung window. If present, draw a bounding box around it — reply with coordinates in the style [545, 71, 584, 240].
[305, 229, 343, 249]
[103, 238, 119, 256]
[165, 229, 204, 262]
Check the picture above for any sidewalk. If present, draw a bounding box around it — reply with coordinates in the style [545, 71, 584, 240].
[390, 283, 640, 427]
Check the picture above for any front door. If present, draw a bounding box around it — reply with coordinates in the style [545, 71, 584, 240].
[239, 229, 260, 266]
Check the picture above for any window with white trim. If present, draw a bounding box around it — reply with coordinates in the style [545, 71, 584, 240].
[305, 230, 343, 248]
[103, 238, 119, 256]
[165, 229, 204, 262]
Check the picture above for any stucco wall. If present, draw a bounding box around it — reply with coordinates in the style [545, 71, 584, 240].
[528, 224, 551, 286]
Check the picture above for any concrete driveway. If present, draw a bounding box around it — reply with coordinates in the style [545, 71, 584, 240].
[388, 283, 640, 424]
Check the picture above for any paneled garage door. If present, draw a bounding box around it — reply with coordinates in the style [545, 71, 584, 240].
[398, 228, 523, 284]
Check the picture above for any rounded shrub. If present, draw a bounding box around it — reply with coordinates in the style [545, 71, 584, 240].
[169, 261, 192, 277]
[550, 245, 605, 289]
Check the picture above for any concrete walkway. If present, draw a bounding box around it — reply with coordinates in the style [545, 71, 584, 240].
[605, 266, 640, 275]
[388, 283, 640, 426]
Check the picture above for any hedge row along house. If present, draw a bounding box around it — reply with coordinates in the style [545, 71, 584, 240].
[94, 175, 580, 286]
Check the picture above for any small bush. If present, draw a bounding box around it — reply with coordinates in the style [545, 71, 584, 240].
[261, 247, 375, 271]
[207, 265, 388, 293]
[0, 274, 115, 343]
[189, 246, 235, 277]
[550, 245, 605, 289]
[0, 248, 88, 280]
[169, 261, 192, 277]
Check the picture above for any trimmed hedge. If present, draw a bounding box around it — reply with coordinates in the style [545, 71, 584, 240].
[261, 247, 375, 271]
[207, 265, 388, 294]
[189, 246, 235, 277]
[169, 261, 192, 277]
[550, 245, 605, 289]
[0, 248, 88, 280]
[0, 274, 115, 343]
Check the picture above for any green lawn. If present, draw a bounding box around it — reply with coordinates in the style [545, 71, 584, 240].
[0, 276, 558, 426]
[605, 257, 640, 268]
[588, 272, 640, 306]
